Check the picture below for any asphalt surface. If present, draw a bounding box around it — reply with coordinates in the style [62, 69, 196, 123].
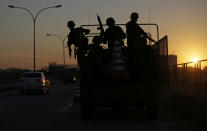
[0, 82, 205, 131]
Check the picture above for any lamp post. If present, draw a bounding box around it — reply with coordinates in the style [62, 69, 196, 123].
[46, 34, 67, 67]
[8, 5, 62, 72]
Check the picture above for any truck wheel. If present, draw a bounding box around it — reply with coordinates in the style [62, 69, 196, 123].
[148, 103, 159, 120]
[80, 103, 92, 120]
[148, 109, 158, 120]
[19, 90, 24, 95]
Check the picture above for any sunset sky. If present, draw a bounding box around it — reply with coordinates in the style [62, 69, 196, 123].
[0, 0, 206, 69]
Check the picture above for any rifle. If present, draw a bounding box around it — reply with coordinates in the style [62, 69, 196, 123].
[97, 14, 104, 37]
[69, 47, 72, 58]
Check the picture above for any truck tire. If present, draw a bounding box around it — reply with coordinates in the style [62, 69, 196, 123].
[148, 102, 159, 120]
[19, 90, 24, 95]
[80, 102, 92, 120]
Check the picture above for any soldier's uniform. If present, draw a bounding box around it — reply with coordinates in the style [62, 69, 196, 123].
[87, 36, 107, 82]
[126, 13, 150, 81]
[103, 17, 126, 64]
[67, 21, 90, 69]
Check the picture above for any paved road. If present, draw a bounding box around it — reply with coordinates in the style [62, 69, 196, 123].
[0, 83, 205, 131]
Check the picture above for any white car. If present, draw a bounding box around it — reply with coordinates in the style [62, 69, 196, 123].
[19, 72, 50, 95]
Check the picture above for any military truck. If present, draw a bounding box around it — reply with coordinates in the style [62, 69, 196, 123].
[79, 22, 168, 119]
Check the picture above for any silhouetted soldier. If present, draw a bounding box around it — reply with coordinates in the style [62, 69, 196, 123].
[126, 12, 155, 47]
[88, 36, 105, 58]
[104, 17, 126, 63]
[126, 12, 155, 81]
[87, 36, 107, 82]
[67, 20, 90, 68]
[104, 17, 126, 51]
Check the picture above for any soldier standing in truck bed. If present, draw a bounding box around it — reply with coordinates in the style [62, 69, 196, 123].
[67, 20, 90, 68]
[103, 17, 126, 64]
[126, 12, 155, 48]
[87, 36, 107, 82]
[126, 12, 155, 81]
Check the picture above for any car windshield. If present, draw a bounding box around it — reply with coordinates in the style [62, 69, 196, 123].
[23, 73, 42, 78]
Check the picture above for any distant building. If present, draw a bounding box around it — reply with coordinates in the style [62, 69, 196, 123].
[168, 55, 177, 66]
[49, 62, 57, 66]
[48, 62, 64, 74]
[48, 62, 77, 69]
[168, 55, 177, 82]
[48, 62, 78, 78]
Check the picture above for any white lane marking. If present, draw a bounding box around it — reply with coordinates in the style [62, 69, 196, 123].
[59, 99, 73, 112]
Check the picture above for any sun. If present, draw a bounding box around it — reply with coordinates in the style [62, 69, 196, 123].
[192, 57, 199, 63]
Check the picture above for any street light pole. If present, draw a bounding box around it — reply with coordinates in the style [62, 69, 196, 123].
[46, 34, 67, 67]
[8, 5, 62, 72]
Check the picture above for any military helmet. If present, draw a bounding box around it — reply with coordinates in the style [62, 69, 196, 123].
[106, 17, 115, 26]
[67, 21, 75, 28]
[92, 36, 102, 45]
[130, 12, 139, 20]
